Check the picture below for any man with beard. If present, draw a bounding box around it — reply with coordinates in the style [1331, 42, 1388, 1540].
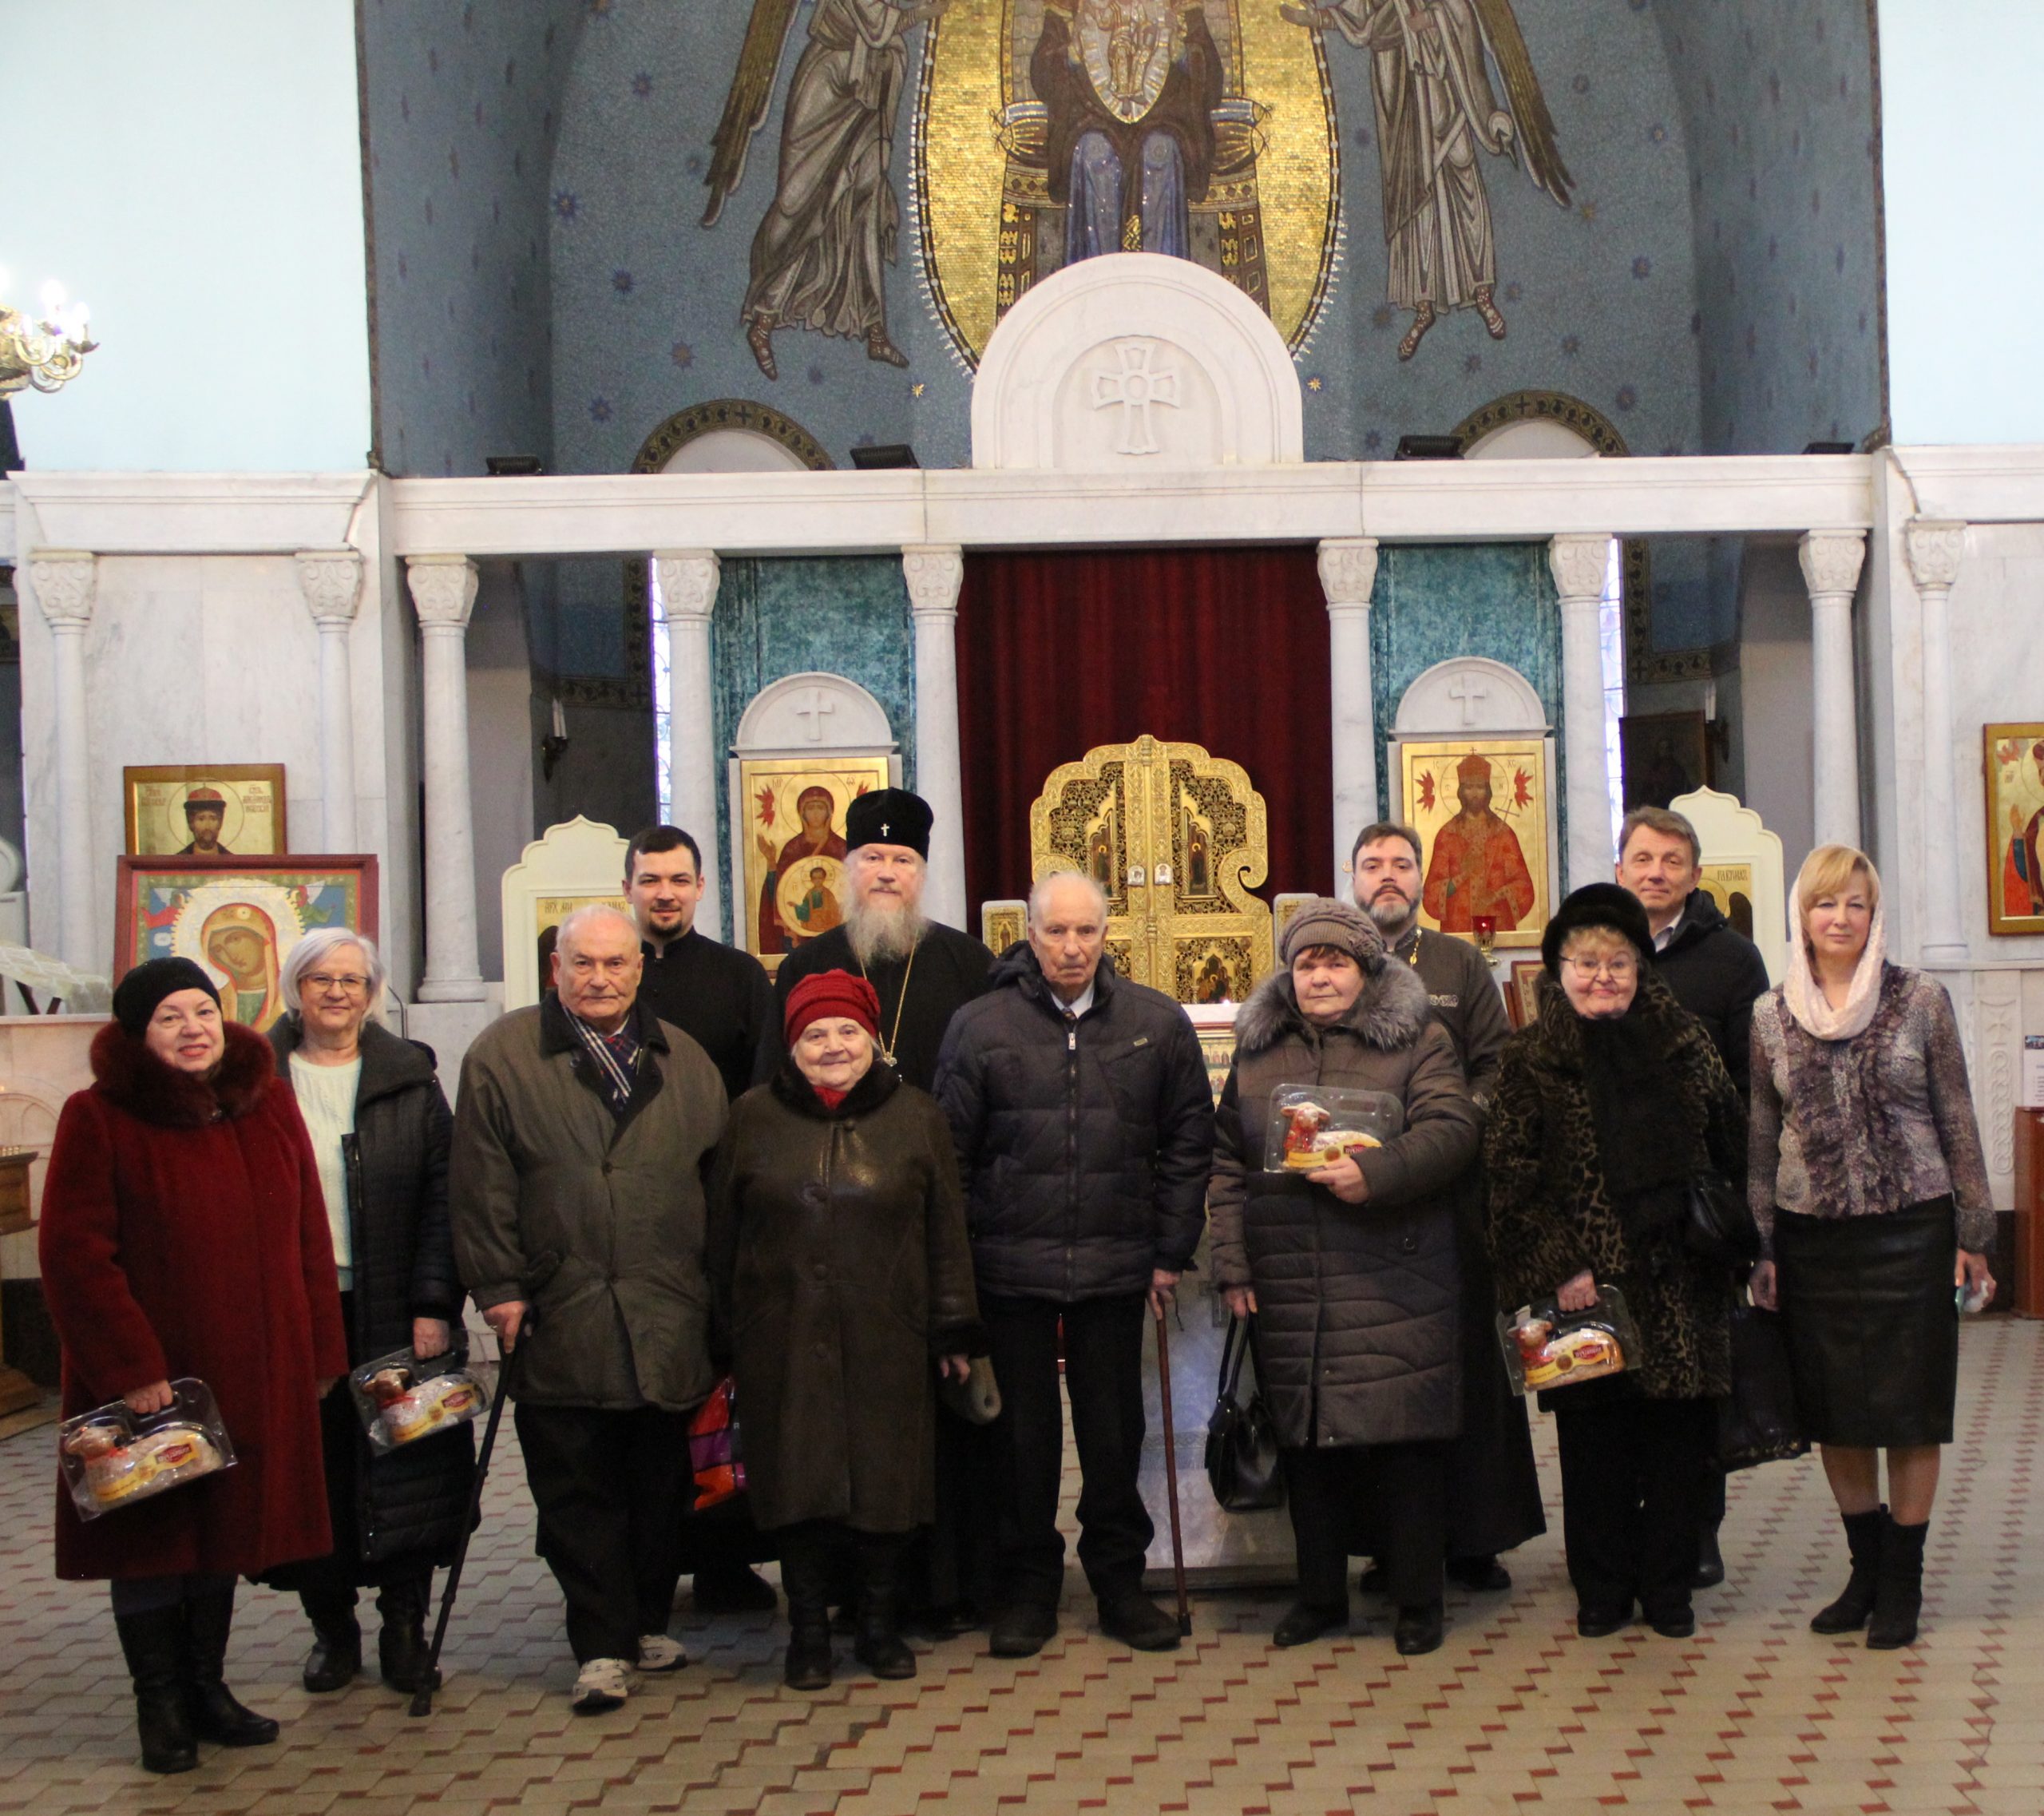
[1352, 821, 1545, 1593]
[624, 824, 782, 1616]
[773, 787, 996, 1628]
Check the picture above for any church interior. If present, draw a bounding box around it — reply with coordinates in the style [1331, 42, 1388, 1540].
[2, 0, 2043, 1809]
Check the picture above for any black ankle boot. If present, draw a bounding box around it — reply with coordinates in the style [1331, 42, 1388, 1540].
[181, 1588, 279, 1747]
[780, 1536, 834, 1691]
[1865, 1514, 1927, 1651]
[1810, 1507, 1886, 1635]
[375, 1576, 440, 1693]
[299, 1589, 361, 1692]
[852, 1536, 916, 1681]
[114, 1607, 198, 1774]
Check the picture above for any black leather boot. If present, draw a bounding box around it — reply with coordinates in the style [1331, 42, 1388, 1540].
[780, 1533, 834, 1691]
[181, 1587, 279, 1747]
[852, 1535, 916, 1680]
[1810, 1507, 1886, 1635]
[114, 1607, 198, 1774]
[375, 1576, 440, 1693]
[1865, 1514, 1927, 1651]
[299, 1588, 361, 1692]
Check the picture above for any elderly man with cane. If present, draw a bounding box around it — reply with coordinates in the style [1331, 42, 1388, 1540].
[934, 870, 1214, 1659]
[451, 906, 727, 1715]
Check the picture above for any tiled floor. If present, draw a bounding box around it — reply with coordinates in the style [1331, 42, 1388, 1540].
[3, 1319, 2038, 1816]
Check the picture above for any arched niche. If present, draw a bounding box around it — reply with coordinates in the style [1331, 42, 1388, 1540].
[970, 252, 1303, 470]
[1392, 657, 1550, 736]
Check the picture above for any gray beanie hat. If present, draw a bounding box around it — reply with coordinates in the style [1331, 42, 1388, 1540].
[1278, 896, 1386, 970]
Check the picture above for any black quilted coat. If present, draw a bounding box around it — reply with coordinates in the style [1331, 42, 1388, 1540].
[707, 1061, 982, 1532]
[933, 946, 1215, 1303]
[1208, 963, 1479, 1450]
[268, 1016, 473, 1566]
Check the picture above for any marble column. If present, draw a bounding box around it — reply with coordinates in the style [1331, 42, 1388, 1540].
[902, 545, 969, 930]
[1797, 529, 1868, 851]
[1317, 537, 1380, 895]
[295, 549, 364, 851]
[30, 551, 97, 974]
[653, 552, 723, 940]
[1548, 533, 1616, 892]
[407, 555, 486, 1002]
[1905, 519, 1970, 963]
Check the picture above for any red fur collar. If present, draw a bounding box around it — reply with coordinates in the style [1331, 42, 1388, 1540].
[90, 1020, 279, 1128]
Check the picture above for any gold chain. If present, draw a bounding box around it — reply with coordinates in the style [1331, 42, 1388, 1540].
[857, 933, 920, 1067]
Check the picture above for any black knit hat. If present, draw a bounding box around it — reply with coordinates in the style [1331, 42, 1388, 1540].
[113, 957, 222, 1036]
[845, 787, 932, 858]
[1540, 883, 1654, 975]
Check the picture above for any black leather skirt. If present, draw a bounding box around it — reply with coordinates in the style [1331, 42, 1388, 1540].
[1775, 1198, 1959, 1449]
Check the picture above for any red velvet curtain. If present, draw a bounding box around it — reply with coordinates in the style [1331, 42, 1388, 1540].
[956, 546, 1333, 914]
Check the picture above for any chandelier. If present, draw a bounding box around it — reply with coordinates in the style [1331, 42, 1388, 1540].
[0, 272, 96, 399]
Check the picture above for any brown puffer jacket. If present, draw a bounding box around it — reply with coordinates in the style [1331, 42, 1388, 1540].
[707, 1061, 982, 1533]
[1208, 963, 1480, 1451]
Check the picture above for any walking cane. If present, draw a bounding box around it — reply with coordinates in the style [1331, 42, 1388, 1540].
[410, 1319, 523, 1718]
[1152, 1297, 1193, 1637]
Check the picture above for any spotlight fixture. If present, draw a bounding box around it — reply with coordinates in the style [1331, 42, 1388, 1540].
[1800, 441, 1854, 456]
[486, 454, 544, 475]
[850, 443, 919, 470]
[1393, 434, 1463, 461]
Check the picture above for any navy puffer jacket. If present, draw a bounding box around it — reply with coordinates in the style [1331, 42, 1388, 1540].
[933, 946, 1214, 1303]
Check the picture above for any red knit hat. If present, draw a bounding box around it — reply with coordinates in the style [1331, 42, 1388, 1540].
[783, 969, 881, 1046]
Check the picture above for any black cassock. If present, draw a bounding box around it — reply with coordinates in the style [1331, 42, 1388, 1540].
[774, 919, 995, 1092]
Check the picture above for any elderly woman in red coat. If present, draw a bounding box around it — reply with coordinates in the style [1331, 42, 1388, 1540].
[40, 958, 348, 1774]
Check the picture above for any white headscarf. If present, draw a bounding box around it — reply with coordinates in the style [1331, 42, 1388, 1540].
[1783, 895, 1888, 1041]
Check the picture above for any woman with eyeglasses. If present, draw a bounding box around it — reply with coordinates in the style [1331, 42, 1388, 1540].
[1749, 847, 1993, 1651]
[259, 928, 472, 1699]
[1484, 886, 1746, 1641]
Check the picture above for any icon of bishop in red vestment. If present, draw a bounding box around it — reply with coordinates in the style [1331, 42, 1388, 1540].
[1422, 753, 1538, 934]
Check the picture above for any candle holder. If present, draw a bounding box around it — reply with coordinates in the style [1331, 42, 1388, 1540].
[1472, 914, 1497, 962]
[0, 275, 96, 399]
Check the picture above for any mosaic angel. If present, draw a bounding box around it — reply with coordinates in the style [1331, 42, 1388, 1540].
[702, 0, 953, 379]
[1283, 0, 1572, 359]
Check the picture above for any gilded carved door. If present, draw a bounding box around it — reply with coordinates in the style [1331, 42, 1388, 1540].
[1028, 733, 1274, 1003]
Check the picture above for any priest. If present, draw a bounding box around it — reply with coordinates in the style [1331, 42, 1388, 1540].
[773, 788, 994, 1093]
[773, 786, 997, 1629]
[1352, 819, 1547, 1588]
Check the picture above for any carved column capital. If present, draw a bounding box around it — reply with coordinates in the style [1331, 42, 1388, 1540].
[901, 545, 965, 620]
[30, 549, 96, 629]
[1317, 537, 1379, 613]
[654, 550, 720, 624]
[296, 549, 364, 628]
[407, 554, 479, 632]
[1904, 518, 1967, 594]
[1797, 529, 1867, 600]
[1547, 533, 1610, 603]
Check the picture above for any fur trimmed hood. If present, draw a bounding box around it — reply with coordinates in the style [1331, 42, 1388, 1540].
[1234, 958, 1430, 1057]
[89, 1018, 279, 1128]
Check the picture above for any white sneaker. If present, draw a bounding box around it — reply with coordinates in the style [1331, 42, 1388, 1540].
[636, 1632, 687, 1673]
[572, 1656, 631, 1714]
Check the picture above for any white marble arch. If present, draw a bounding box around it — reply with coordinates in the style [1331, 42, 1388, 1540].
[1392, 656, 1549, 736]
[970, 252, 1304, 471]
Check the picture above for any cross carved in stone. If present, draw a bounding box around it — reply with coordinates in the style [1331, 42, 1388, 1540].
[1448, 674, 1489, 726]
[794, 688, 836, 743]
[1091, 340, 1182, 456]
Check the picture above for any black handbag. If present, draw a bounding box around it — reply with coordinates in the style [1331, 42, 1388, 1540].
[1204, 1315, 1284, 1513]
[1718, 1297, 1808, 1471]
[1685, 1172, 1761, 1271]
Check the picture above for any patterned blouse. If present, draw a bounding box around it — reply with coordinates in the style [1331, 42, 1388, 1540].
[1748, 964, 1994, 1258]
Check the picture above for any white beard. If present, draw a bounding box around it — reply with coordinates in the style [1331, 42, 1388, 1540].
[846, 895, 927, 965]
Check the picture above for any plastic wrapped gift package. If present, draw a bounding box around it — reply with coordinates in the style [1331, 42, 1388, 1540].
[1495, 1285, 1642, 1395]
[1264, 1086, 1404, 1172]
[349, 1345, 492, 1453]
[58, 1379, 235, 1520]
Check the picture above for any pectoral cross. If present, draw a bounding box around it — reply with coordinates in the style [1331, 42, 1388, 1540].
[1091, 340, 1182, 456]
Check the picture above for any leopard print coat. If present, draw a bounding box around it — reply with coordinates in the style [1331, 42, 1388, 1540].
[1483, 967, 1746, 1402]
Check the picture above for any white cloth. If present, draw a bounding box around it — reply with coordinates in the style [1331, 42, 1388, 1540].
[290, 1053, 361, 1289]
[1782, 902, 1888, 1041]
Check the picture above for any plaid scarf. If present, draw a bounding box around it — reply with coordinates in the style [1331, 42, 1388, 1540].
[570, 1009, 644, 1116]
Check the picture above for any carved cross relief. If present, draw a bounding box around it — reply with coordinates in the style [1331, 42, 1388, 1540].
[1091, 339, 1182, 456]
[793, 688, 836, 743]
[1448, 675, 1490, 726]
